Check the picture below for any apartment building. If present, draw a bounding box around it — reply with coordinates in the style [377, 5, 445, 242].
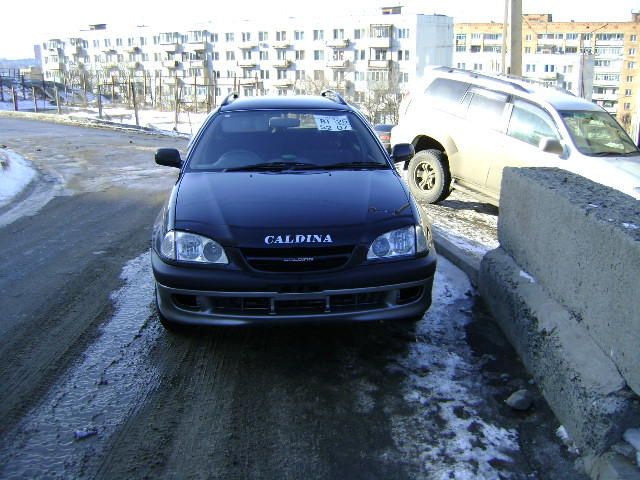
[38, 7, 452, 118]
[454, 12, 640, 136]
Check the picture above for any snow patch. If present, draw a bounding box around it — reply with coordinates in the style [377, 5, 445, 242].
[622, 222, 638, 230]
[519, 270, 536, 283]
[390, 258, 520, 477]
[0, 148, 36, 208]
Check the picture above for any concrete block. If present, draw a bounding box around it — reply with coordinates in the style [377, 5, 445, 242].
[480, 248, 640, 455]
[498, 168, 640, 396]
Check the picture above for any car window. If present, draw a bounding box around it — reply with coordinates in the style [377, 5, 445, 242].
[560, 110, 640, 156]
[187, 109, 389, 171]
[465, 88, 508, 130]
[507, 99, 560, 147]
[423, 78, 470, 115]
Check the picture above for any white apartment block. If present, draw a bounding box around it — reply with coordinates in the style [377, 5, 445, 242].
[38, 6, 453, 114]
[453, 51, 595, 99]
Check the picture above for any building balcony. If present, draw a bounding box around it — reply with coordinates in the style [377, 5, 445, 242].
[368, 36, 391, 48]
[162, 43, 183, 53]
[162, 59, 180, 69]
[327, 59, 349, 69]
[239, 77, 259, 85]
[325, 39, 349, 49]
[273, 41, 291, 49]
[273, 78, 293, 88]
[592, 92, 619, 102]
[184, 42, 209, 53]
[188, 59, 208, 68]
[126, 46, 142, 54]
[368, 59, 391, 69]
[273, 59, 291, 68]
[127, 61, 143, 70]
[237, 59, 257, 68]
[239, 41, 258, 49]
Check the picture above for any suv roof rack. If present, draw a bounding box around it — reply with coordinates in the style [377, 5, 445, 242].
[433, 66, 531, 93]
[320, 89, 348, 105]
[499, 73, 576, 96]
[221, 92, 239, 107]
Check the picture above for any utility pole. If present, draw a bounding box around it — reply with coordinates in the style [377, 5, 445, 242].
[501, 0, 523, 76]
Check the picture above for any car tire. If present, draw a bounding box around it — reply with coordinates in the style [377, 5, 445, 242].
[407, 149, 451, 204]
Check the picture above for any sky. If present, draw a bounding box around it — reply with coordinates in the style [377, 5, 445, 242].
[1, 0, 638, 59]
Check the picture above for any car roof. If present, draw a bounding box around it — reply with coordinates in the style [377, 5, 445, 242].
[425, 66, 602, 113]
[219, 95, 353, 112]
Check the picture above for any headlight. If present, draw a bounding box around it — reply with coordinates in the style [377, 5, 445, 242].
[367, 225, 429, 260]
[160, 231, 228, 264]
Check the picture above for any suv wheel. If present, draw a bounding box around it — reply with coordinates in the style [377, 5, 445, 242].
[407, 149, 451, 204]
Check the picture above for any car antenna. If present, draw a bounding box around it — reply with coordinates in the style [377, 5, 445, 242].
[222, 92, 239, 107]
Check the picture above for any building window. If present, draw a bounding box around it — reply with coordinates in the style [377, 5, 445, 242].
[524, 47, 531, 53]
[295, 70, 305, 80]
[544, 64, 554, 72]
[116, 38, 123, 46]
[456, 33, 466, 42]
[333, 29, 344, 40]
[625, 89, 632, 96]
[260, 51, 269, 60]
[259, 31, 268, 42]
[526, 64, 536, 73]
[473, 63, 483, 71]
[276, 31, 287, 41]
[225, 33, 234, 42]
[354, 28, 365, 39]
[397, 28, 410, 39]
[243, 50, 252, 60]
[484, 33, 502, 41]
[313, 50, 324, 61]
[211, 33, 218, 42]
[313, 30, 324, 41]
[631, 35, 637, 42]
[242, 32, 251, 42]
[595, 33, 624, 41]
[456, 62, 466, 69]
[314, 70, 324, 81]
[294, 30, 304, 40]
[277, 49, 287, 60]
[566, 33, 579, 40]
[471, 33, 482, 40]
[355, 71, 365, 81]
[629, 62, 636, 69]
[525, 34, 532, 41]
[456, 45, 466, 52]
[226, 51, 235, 61]
[624, 102, 631, 110]
[627, 75, 634, 82]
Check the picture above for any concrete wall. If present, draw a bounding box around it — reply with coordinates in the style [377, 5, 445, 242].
[479, 167, 640, 470]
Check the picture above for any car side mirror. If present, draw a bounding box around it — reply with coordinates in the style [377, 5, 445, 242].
[539, 137, 563, 156]
[391, 143, 415, 170]
[155, 148, 183, 168]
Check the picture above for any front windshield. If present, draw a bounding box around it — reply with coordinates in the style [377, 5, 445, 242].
[188, 109, 389, 171]
[560, 110, 639, 156]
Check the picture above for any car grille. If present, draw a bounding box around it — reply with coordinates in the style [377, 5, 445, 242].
[170, 287, 424, 317]
[240, 245, 354, 272]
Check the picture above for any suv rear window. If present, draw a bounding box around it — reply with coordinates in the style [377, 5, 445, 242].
[424, 78, 470, 114]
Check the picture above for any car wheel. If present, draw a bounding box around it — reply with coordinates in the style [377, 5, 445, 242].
[407, 149, 451, 204]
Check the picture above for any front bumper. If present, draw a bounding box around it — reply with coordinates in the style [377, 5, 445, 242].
[152, 248, 436, 326]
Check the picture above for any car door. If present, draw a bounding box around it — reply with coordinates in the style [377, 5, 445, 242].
[450, 87, 509, 193]
[486, 98, 564, 196]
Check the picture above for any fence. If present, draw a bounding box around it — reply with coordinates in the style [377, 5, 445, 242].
[0, 69, 264, 132]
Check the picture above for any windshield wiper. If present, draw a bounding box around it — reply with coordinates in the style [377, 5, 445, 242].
[591, 151, 640, 157]
[225, 161, 319, 172]
[323, 161, 388, 170]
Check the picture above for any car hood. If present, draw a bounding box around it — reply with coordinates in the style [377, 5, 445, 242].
[173, 170, 414, 247]
[567, 154, 640, 200]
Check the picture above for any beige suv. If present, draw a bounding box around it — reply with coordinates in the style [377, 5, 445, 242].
[391, 67, 640, 205]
